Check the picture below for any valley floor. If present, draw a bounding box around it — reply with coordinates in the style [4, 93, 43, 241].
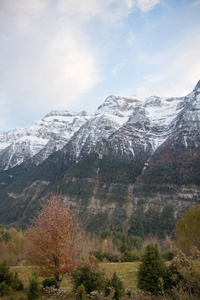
[1, 262, 179, 300]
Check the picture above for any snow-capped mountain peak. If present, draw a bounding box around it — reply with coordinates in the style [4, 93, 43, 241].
[193, 80, 200, 92]
[0, 110, 90, 169]
[0, 81, 200, 170]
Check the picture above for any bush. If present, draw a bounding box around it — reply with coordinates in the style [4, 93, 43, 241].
[168, 251, 200, 298]
[104, 252, 121, 262]
[122, 250, 139, 262]
[77, 284, 87, 300]
[10, 272, 24, 291]
[0, 281, 10, 297]
[0, 260, 12, 286]
[0, 260, 23, 296]
[174, 204, 200, 255]
[71, 255, 105, 294]
[91, 250, 121, 262]
[105, 272, 124, 300]
[27, 274, 41, 300]
[90, 250, 105, 262]
[42, 278, 58, 289]
[162, 250, 175, 261]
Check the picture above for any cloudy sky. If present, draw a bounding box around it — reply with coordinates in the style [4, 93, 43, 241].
[0, 0, 200, 132]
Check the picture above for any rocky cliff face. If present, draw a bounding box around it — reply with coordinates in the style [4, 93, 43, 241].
[0, 81, 200, 230]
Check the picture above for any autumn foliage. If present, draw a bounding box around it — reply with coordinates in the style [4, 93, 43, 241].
[25, 196, 80, 282]
[174, 204, 200, 255]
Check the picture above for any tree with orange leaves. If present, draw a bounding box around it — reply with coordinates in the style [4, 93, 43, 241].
[25, 196, 80, 284]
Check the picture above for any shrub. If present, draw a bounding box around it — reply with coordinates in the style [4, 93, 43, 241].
[0, 260, 12, 285]
[10, 272, 24, 291]
[122, 250, 139, 262]
[105, 272, 124, 300]
[162, 250, 175, 261]
[0, 281, 10, 297]
[174, 205, 200, 255]
[0, 260, 23, 296]
[90, 250, 105, 262]
[104, 252, 121, 262]
[42, 278, 58, 289]
[168, 251, 200, 298]
[71, 255, 105, 294]
[90, 250, 122, 262]
[77, 284, 87, 300]
[27, 274, 41, 300]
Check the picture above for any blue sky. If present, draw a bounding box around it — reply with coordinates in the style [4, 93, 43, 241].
[0, 0, 200, 132]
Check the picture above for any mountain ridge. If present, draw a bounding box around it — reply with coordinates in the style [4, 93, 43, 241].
[0, 81, 200, 231]
[1, 83, 199, 170]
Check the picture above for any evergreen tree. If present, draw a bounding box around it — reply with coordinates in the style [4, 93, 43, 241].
[27, 273, 41, 300]
[137, 244, 169, 293]
[105, 272, 124, 300]
[71, 255, 105, 294]
[0, 260, 23, 296]
[111, 272, 124, 300]
[76, 284, 87, 300]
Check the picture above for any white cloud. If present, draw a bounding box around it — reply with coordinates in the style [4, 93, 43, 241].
[0, 0, 163, 131]
[0, 0, 102, 115]
[192, 0, 200, 6]
[127, 31, 136, 46]
[136, 0, 161, 12]
[0, 91, 10, 129]
[138, 26, 200, 97]
[118, 24, 200, 100]
[0, 0, 46, 35]
[143, 75, 164, 82]
[112, 66, 118, 75]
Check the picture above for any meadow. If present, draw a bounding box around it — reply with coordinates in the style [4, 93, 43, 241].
[1, 262, 140, 299]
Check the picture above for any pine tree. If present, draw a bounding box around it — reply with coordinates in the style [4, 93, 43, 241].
[0, 260, 23, 297]
[137, 243, 168, 293]
[111, 272, 124, 300]
[104, 272, 124, 300]
[27, 273, 40, 300]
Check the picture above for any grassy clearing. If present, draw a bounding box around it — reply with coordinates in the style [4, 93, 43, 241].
[60, 275, 73, 292]
[11, 265, 35, 286]
[100, 262, 140, 290]
[1, 262, 140, 299]
[11, 262, 140, 292]
[10, 265, 73, 291]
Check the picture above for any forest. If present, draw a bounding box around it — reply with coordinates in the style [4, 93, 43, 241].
[0, 196, 200, 300]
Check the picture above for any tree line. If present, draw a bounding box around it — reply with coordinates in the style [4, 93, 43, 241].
[0, 196, 200, 299]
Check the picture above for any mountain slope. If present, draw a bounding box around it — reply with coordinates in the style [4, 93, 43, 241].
[0, 81, 200, 230]
[141, 80, 200, 186]
[0, 111, 90, 170]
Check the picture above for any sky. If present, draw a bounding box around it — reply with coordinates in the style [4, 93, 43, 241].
[0, 0, 200, 132]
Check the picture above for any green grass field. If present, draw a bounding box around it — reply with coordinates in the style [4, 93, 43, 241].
[100, 262, 140, 290]
[2, 262, 140, 299]
[11, 261, 140, 291]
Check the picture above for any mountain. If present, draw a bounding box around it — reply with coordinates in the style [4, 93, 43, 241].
[0, 110, 90, 170]
[0, 81, 200, 232]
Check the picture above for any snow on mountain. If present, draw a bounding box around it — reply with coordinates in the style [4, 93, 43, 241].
[0, 111, 90, 169]
[164, 84, 200, 149]
[1, 81, 200, 170]
[63, 96, 139, 160]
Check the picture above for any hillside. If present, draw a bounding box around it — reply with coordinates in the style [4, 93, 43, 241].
[0, 81, 200, 232]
